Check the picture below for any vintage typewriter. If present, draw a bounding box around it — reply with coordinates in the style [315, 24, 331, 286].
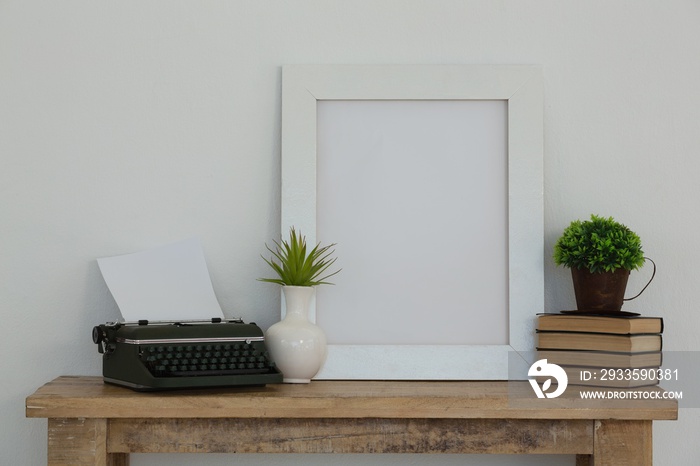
[92, 318, 283, 391]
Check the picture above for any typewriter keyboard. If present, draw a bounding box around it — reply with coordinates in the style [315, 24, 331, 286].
[138, 342, 276, 377]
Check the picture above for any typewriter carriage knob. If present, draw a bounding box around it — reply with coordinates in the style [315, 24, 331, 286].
[92, 326, 103, 345]
[92, 325, 112, 354]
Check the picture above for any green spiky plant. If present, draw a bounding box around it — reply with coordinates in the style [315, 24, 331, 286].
[259, 227, 340, 286]
[553, 214, 645, 273]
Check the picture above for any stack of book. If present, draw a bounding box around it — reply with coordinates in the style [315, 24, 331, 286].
[536, 313, 664, 388]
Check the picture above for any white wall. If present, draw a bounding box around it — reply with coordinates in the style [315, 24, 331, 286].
[2, 1, 698, 465]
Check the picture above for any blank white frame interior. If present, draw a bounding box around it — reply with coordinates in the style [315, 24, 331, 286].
[316, 99, 508, 347]
[281, 64, 543, 380]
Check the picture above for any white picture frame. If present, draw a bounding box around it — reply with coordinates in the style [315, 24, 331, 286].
[281, 65, 543, 379]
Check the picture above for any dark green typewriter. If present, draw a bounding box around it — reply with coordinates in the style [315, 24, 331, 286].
[92, 318, 283, 391]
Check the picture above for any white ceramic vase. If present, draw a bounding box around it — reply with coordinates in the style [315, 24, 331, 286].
[265, 286, 327, 383]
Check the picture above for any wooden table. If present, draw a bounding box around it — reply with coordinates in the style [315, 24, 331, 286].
[26, 376, 677, 466]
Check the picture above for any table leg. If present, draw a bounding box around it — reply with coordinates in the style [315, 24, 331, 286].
[48, 418, 129, 466]
[593, 420, 652, 466]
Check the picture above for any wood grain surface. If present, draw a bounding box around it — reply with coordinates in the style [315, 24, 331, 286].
[27, 376, 678, 420]
[27, 376, 677, 466]
[107, 417, 593, 454]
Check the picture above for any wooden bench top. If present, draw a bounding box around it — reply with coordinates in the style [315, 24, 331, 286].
[26, 376, 677, 421]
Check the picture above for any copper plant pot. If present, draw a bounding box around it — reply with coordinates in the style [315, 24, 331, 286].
[570, 267, 630, 312]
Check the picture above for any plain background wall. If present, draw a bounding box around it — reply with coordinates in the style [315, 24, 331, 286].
[2, 1, 698, 464]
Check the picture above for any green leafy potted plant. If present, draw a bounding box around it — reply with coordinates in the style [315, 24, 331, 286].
[259, 227, 340, 287]
[553, 214, 652, 312]
[259, 227, 340, 383]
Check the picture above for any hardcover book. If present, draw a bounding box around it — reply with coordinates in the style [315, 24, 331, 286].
[537, 314, 663, 335]
[536, 332, 662, 353]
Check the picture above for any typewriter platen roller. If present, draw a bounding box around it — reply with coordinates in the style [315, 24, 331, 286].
[93, 318, 283, 391]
